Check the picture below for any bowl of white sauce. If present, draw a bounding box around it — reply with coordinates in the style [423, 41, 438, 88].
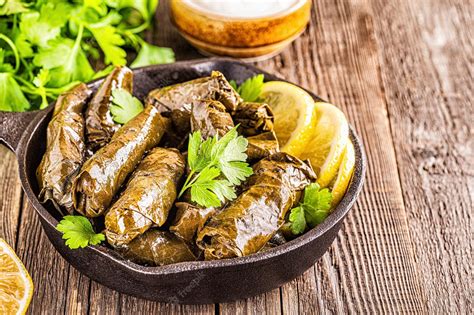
[170, 0, 312, 61]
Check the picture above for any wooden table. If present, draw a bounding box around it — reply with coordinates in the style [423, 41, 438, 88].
[1, 0, 471, 313]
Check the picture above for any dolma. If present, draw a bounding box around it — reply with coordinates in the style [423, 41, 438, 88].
[246, 131, 280, 162]
[145, 71, 241, 136]
[196, 153, 316, 260]
[190, 99, 234, 138]
[105, 148, 185, 247]
[73, 105, 168, 217]
[232, 102, 274, 137]
[85, 66, 133, 151]
[36, 83, 92, 213]
[170, 202, 219, 243]
[120, 230, 197, 266]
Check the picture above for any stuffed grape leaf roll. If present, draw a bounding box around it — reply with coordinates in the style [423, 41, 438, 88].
[36, 83, 92, 213]
[145, 71, 241, 136]
[170, 202, 219, 243]
[85, 66, 133, 151]
[246, 131, 280, 162]
[190, 99, 234, 138]
[73, 105, 168, 217]
[120, 230, 197, 266]
[196, 153, 316, 260]
[232, 102, 274, 137]
[105, 148, 185, 247]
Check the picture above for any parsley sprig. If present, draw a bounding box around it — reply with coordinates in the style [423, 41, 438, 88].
[56, 215, 105, 249]
[110, 88, 144, 124]
[230, 74, 264, 102]
[288, 183, 333, 235]
[179, 126, 253, 208]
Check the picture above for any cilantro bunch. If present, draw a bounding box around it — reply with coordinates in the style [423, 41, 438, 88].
[0, 0, 174, 111]
[179, 126, 253, 208]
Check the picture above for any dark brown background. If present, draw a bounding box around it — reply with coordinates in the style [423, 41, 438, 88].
[0, 0, 472, 313]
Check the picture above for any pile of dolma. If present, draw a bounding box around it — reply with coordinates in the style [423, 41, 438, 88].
[37, 67, 317, 266]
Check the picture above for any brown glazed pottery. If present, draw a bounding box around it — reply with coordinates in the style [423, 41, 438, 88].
[0, 58, 365, 304]
[170, 0, 312, 59]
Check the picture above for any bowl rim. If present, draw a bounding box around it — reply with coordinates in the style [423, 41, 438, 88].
[173, 0, 310, 22]
[17, 58, 366, 275]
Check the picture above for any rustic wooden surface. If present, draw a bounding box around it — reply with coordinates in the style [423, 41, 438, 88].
[0, 0, 472, 313]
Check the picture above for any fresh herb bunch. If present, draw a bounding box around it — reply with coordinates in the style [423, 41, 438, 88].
[230, 74, 264, 103]
[0, 0, 174, 111]
[179, 126, 254, 208]
[288, 183, 333, 235]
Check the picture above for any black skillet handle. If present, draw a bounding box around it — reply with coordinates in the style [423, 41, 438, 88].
[0, 111, 40, 153]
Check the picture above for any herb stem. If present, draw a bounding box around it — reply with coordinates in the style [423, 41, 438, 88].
[0, 33, 20, 73]
[178, 170, 196, 198]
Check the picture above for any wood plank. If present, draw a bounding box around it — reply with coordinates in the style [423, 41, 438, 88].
[245, 0, 427, 312]
[15, 200, 69, 314]
[0, 147, 23, 248]
[369, 0, 473, 312]
[88, 282, 121, 314]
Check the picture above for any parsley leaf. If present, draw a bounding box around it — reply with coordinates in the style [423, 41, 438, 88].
[110, 88, 144, 124]
[218, 135, 253, 185]
[34, 36, 95, 88]
[288, 183, 333, 235]
[289, 206, 306, 235]
[88, 25, 127, 65]
[229, 74, 264, 102]
[56, 215, 105, 249]
[179, 126, 253, 208]
[0, 73, 30, 111]
[131, 42, 175, 68]
[0, 0, 29, 16]
[19, 12, 61, 48]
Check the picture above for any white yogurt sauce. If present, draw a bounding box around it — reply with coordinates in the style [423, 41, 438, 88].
[183, 0, 306, 19]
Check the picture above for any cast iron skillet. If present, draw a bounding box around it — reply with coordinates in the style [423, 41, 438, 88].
[0, 58, 366, 304]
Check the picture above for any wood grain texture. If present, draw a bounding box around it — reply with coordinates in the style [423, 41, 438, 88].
[248, 0, 427, 312]
[0, 0, 471, 313]
[369, 0, 473, 313]
[0, 148, 22, 248]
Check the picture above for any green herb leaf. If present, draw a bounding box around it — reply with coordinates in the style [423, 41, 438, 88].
[131, 42, 175, 68]
[289, 206, 306, 235]
[0, 73, 30, 111]
[89, 25, 127, 65]
[56, 215, 105, 249]
[19, 12, 61, 48]
[189, 167, 222, 207]
[180, 127, 253, 208]
[34, 37, 95, 88]
[218, 136, 252, 185]
[231, 74, 264, 102]
[0, 0, 29, 16]
[288, 183, 333, 235]
[110, 88, 144, 124]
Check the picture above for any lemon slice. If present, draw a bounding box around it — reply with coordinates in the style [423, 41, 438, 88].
[331, 139, 356, 207]
[298, 102, 349, 188]
[0, 239, 33, 315]
[259, 81, 317, 156]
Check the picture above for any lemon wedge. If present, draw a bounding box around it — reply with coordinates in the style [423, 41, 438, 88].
[299, 102, 349, 187]
[331, 139, 356, 206]
[0, 239, 33, 315]
[259, 81, 317, 156]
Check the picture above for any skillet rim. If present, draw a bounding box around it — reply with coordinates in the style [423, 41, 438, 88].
[16, 58, 366, 275]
